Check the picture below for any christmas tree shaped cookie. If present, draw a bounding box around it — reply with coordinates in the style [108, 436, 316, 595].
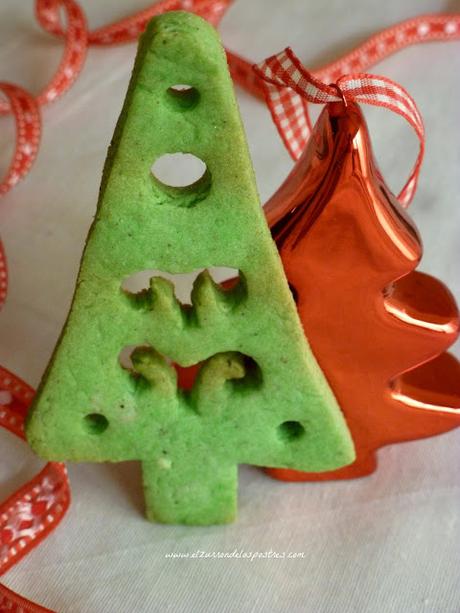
[26, 12, 354, 525]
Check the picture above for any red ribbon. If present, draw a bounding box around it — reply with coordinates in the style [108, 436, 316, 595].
[0, 242, 7, 312]
[0, 371, 70, 546]
[226, 15, 460, 104]
[0, 0, 231, 198]
[0, 367, 70, 611]
[0, 581, 54, 612]
[0, 85, 41, 197]
[253, 47, 424, 207]
[1, 8, 460, 198]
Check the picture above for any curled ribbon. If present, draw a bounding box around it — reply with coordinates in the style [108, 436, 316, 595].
[2, 8, 460, 199]
[1, 8, 460, 201]
[0, 0, 231, 198]
[253, 47, 424, 207]
[0, 0, 88, 196]
[0, 84, 41, 197]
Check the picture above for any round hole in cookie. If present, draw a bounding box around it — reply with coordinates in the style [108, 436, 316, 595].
[167, 84, 200, 110]
[84, 413, 109, 434]
[151, 153, 208, 188]
[277, 420, 305, 442]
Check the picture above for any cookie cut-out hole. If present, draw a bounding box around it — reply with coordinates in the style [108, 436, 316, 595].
[119, 345, 141, 370]
[119, 345, 173, 372]
[277, 421, 305, 442]
[231, 355, 263, 391]
[121, 267, 241, 306]
[151, 153, 211, 207]
[175, 362, 202, 391]
[167, 84, 200, 110]
[84, 413, 109, 434]
[151, 153, 207, 188]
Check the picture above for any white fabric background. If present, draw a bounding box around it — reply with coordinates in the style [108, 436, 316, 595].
[1, 1, 459, 611]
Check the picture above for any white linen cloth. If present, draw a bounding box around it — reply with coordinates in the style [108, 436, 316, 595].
[0, 1, 459, 611]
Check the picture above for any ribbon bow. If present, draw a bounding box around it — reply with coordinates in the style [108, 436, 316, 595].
[254, 47, 424, 207]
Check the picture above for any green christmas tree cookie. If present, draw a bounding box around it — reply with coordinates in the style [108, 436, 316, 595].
[26, 12, 354, 525]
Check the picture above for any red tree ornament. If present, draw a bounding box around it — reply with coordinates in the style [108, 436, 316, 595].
[264, 101, 460, 481]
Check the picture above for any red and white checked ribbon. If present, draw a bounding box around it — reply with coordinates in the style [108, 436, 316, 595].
[1, 9, 459, 200]
[227, 14, 460, 105]
[254, 47, 424, 207]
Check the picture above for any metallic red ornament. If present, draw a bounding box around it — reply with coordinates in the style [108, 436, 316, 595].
[264, 101, 460, 481]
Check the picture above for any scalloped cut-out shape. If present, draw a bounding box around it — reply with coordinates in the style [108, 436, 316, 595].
[121, 267, 239, 305]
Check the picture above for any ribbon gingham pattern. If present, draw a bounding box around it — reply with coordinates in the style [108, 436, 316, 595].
[226, 14, 460, 105]
[2, 8, 460, 199]
[254, 47, 424, 207]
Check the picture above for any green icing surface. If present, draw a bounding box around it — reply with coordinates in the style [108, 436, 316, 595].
[26, 12, 355, 525]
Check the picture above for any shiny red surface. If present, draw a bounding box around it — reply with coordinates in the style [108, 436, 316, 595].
[265, 101, 460, 481]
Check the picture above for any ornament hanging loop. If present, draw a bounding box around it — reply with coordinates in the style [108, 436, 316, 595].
[329, 82, 348, 107]
[254, 47, 425, 207]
